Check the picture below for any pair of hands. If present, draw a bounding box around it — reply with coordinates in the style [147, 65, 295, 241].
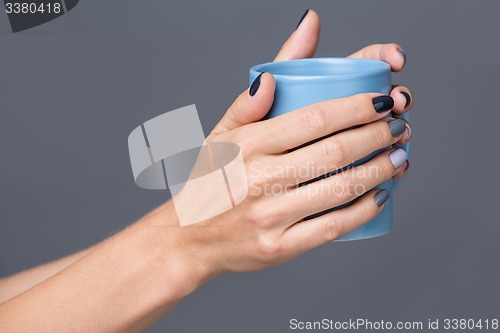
[157, 10, 413, 278]
[0, 11, 414, 333]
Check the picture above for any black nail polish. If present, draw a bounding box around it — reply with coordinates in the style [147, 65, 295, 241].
[373, 95, 394, 113]
[388, 119, 406, 137]
[374, 189, 390, 207]
[401, 91, 411, 108]
[397, 49, 407, 64]
[249, 72, 264, 97]
[296, 9, 309, 29]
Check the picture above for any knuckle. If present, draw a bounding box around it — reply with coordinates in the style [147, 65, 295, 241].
[247, 174, 266, 196]
[374, 122, 392, 146]
[325, 215, 343, 241]
[246, 165, 280, 197]
[246, 203, 272, 228]
[333, 174, 357, 202]
[231, 95, 245, 119]
[256, 234, 283, 260]
[232, 128, 257, 154]
[350, 95, 371, 123]
[301, 107, 328, 132]
[373, 157, 395, 180]
[371, 162, 386, 181]
[322, 138, 346, 166]
[355, 200, 377, 223]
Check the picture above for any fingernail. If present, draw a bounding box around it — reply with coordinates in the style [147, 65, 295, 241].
[296, 9, 309, 29]
[389, 148, 407, 169]
[374, 189, 390, 207]
[404, 160, 410, 173]
[249, 72, 264, 97]
[404, 122, 412, 140]
[388, 119, 406, 137]
[401, 91, 411, 108]
[397, 49, 407, 64]
[373, 95, 394, 113]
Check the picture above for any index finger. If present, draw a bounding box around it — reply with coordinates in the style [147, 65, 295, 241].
[245, 93, 394, 154]
[348, 43, 407, 72]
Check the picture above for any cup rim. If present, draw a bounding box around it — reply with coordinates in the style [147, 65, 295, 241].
[249, 57, 390, 80]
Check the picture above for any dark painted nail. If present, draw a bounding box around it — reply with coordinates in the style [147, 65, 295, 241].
[401, 91, 411, 108]
[397, 49, 407, 64]
[374, 189, 390, 207]
[296, 9, 309, 29]
[388, 119, 406, 137]
[373, 95, 394, 113]
[249, 72, 264, 97]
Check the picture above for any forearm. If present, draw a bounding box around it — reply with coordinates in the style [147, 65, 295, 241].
[0, 244, 100, 303]
[0, 202, 215, 333]
[0, 205, 176, 304]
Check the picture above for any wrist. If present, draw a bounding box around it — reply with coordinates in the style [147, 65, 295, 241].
[137, 202, 222, 300]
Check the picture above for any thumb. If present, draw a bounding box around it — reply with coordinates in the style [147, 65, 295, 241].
[209, 72, 276, 137]
[209, 9, 320, 137]
[273, 9, 321, 62]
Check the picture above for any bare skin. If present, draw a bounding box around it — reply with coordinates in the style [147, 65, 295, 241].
[0, 10, 412, 332]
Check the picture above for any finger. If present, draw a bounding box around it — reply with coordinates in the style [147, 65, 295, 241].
[209, 73, 276, 137]
[390, 85, 414, 115]
[250, 94, 394, 154]
[282, 189, 390, 254]
[210, 9, 320, 137]
[273, 118, 407, 185]
[348, 43, 407, 72]
[273, 9, 321, 62]
[393, 160, 410, 182]
[280, 148, 407, 223]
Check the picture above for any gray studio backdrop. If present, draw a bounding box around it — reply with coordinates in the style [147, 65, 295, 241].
[1, 1, 499, 332]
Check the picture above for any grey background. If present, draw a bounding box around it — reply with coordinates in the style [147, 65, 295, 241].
[1, 0, 499, 332]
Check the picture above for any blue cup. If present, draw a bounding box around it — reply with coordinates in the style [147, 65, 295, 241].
[249, 58, 409, 240]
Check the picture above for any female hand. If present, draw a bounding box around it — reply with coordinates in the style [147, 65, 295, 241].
[0, 10, 414, 333]
[155, 9, 413, 277]
[210, 9, 412, 178]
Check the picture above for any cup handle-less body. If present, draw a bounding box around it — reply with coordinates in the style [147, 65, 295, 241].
[249, 58, 410, 240]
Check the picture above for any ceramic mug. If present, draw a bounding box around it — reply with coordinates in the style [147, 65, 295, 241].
[249, 58, 410, 240]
